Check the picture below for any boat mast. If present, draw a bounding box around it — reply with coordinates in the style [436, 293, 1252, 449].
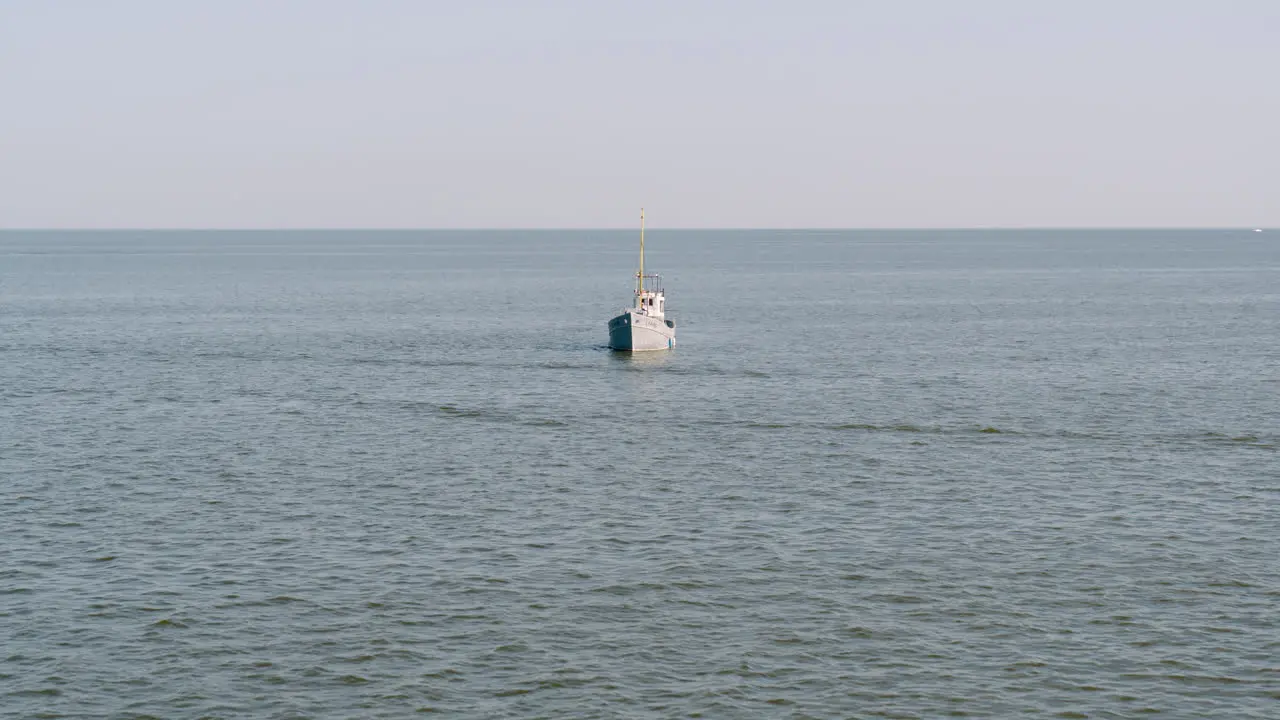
[637, 207, 645, 296]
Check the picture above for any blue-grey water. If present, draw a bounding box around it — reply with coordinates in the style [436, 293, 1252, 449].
[2, 229, 1277, 719]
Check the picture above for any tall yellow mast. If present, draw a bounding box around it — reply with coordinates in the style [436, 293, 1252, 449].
[637, 207, 645, 297]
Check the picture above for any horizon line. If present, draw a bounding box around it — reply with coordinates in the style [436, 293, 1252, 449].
[0, 226, 1270, 232]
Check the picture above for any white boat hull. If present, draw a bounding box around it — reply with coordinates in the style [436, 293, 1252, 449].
[608, 310, 675, 351]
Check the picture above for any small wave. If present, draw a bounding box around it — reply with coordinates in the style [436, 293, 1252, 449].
[871, 594, 929, 604]
[590, 583, 648, 596]
[5, 688, 61, 698]
[1161, 673, 1247, 685]
[193, 350, 261, 361]
[1206, 579, 1254, 588]
[534, 674, 606, 690]
[539, 361, 594, 370]
[825, 422, 930, 433]
[1199, 431, 1272, 444]
[771, 636, 810, 645]
[495, 688, 532, 697]
[407, 359, 481, 369]
[432, 403, 567, 428]
[524, 418, 567, 427]
[436, 405, 483, 418]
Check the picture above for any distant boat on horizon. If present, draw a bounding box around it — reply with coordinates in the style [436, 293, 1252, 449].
[607, 209, 675, 351]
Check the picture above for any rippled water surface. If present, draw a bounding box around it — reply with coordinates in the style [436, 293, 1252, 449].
[2, 229, 1278, 718]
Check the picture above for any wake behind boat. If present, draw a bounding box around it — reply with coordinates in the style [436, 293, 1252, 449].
[607, 209, 675, 351]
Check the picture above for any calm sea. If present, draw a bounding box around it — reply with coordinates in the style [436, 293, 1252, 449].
[2, 230, 1277, 718]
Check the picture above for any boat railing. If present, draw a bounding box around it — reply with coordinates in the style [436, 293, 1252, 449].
[636, 272, 664, 294]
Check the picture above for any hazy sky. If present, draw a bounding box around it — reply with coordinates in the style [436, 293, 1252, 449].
[1, 1, 1276, 228]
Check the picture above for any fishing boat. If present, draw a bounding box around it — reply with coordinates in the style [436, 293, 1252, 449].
[607, 209, 675, 351]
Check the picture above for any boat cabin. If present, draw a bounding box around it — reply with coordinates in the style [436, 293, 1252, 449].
[635, 273, 666, 318]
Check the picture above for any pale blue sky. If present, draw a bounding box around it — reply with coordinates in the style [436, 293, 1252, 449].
[1, 0, 1276, 228]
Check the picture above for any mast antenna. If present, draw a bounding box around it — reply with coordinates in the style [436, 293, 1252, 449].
[638, 208, 645, 296]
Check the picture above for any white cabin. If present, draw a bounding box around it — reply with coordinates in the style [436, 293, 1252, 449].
[634, 274, 666, 319]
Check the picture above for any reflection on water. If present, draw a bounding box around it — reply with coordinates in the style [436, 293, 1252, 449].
[607, 347, 675, 370]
